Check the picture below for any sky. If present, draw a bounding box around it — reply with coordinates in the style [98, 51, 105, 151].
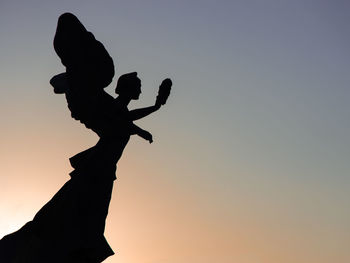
[0, 0, 349, 262]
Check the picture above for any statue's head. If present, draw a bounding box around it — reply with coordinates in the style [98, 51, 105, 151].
[115, 72, 141, 100]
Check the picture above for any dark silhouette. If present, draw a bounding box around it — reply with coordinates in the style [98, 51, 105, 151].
[0, 13, 171, 262]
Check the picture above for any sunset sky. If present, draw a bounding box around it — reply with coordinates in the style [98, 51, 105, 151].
[0, 1, 349, 263]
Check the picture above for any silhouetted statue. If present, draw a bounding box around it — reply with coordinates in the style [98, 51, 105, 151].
[0, 13, 171, 263]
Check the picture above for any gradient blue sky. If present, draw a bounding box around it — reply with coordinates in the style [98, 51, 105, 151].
[1, 1, 349, 263]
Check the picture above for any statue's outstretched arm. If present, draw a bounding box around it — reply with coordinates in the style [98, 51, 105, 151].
[129, 78, 172, 121]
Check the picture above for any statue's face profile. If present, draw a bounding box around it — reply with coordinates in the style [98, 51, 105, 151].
[130, 77, 142, 100]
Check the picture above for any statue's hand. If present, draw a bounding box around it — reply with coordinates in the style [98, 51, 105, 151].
[139, 129, 153, 144]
